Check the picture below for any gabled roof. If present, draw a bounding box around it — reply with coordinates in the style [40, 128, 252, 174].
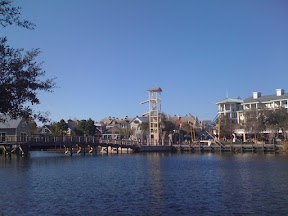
[118, 119, 130, 124]
[243, 93, 288, 104]
[0, 115, 22, 129]
[101, 117, 113, 125]
[131, 116, 148, 123]
[216, 98, 243, 105]
[37, 125, 51, 134]
[137, 116, 148, 123]
[106, 125, 121, 133]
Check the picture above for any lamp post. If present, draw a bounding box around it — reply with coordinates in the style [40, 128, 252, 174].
[179, 124, 182, 145]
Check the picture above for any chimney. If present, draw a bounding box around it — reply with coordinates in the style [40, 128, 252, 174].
[253, 92, 261, 99]
[276, 89, 284, 96]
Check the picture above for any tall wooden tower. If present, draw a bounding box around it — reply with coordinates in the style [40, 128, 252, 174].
[141, 87, 162, 145]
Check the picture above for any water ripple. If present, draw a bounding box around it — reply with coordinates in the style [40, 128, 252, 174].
[1, 152, 288, 215]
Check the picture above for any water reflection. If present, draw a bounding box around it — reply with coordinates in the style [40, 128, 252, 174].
[147, 153, 165, 215]
[1, 152, 288, 215]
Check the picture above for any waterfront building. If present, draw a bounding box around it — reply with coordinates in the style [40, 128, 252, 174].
[0, 115, 31, 142]
[169, 114, 202, 129]
[94, 122, 105, 137]
[130, 116, 148, 141]
[216, 89, 288, 124]
[243, 89, 288, 111]
[216, 98, 244, 124]
[216, 89, 288, 141]
[104, 126, 121, 140]
[99, 114, 208, 144]
[100, 116, 133, 140]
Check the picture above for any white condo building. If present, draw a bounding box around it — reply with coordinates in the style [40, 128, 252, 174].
[216, 98, 244, 124]
[216, 89, 288, 125]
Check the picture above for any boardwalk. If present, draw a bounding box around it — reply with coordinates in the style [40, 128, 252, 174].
[0, 135, 139, 157]
[0, 135, 284, 157]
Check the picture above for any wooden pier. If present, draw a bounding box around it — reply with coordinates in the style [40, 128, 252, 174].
[0, 135, 284, 157]
[0, 135, 138, 157]
[172, 143, 283, 153]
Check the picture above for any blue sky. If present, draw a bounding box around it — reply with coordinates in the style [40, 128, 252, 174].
[2, 0, 288, 122]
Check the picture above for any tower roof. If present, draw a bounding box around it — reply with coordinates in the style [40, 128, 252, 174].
[148, 87, 162, 93]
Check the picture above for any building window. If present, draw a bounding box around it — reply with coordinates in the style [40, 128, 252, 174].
[274, 101, 280, 108]
[1, 133, 6, 142]
[264, 103, 271, 108]
[20, 133, 27, 142]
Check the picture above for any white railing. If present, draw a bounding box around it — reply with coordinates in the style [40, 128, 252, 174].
[0, 135, 140, 146]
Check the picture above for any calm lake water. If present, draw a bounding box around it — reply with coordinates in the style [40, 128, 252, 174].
[1, 151, 288, 216]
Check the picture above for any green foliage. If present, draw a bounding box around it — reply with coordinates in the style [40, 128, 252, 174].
[0, 38, 55, 122]
[0, 1, 55, 122]
[75, 119, 96, 136]
[0, 1, 35, 29]
[56, 119, 68, 135]
[85, 118, 96, 136]
[75, 121, 85, 136]
[48, 122, 58, 135]
[27, 117, 38, 134]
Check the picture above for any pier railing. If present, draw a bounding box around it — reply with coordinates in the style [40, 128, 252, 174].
[0, 135, 285, 152]
[0, 135, 142, 147]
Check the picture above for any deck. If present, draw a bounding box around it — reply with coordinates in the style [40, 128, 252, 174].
[0, 135, 284, 157]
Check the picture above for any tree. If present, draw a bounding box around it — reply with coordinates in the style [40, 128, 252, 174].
[48, 122, 58, 136]
[75, 121, 85, 136]
[160, 114, 176, 145]
[56, 119, 68, 136]
[0, 1, 35, 29]
[266, 108, 288, 140]
[139, 121, 149, 141]
[244, 110, 266, 139]
[26, 117, 38, 134]
[75, 119, 96, 136]
[0, 1, 55, 122]
[119, 123, 134, 139]
[84, 118, 96, 136]
[139, 121, 149, 132]
[275, 108, 288, 140]
[180, 122, 191, 135]
[219, 114, 236, 140]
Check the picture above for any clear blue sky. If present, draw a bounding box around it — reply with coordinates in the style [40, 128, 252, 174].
[2, 0, 288, 122]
